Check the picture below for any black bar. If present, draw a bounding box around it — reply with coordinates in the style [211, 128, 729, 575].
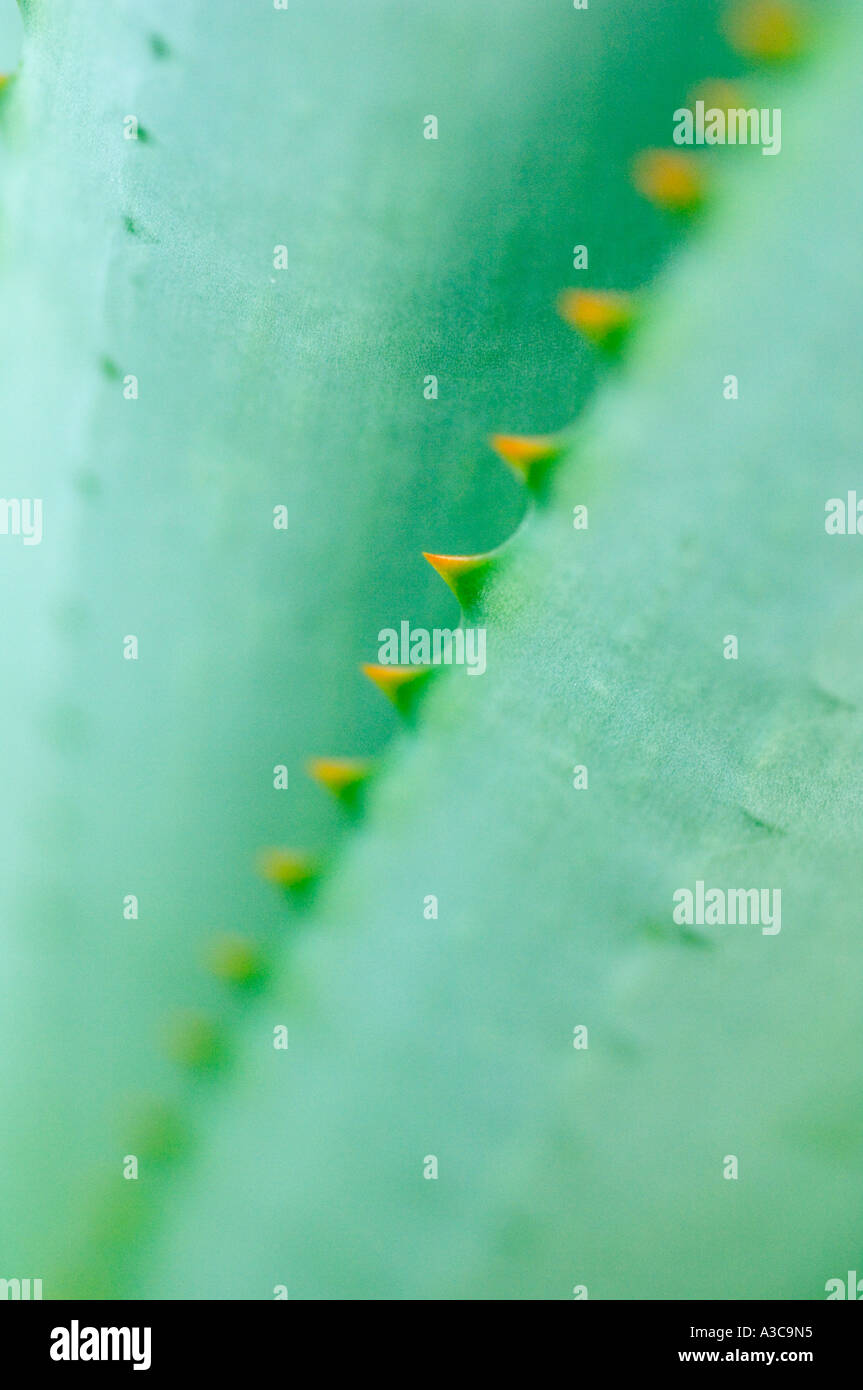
[3, 1299, 858, 1375]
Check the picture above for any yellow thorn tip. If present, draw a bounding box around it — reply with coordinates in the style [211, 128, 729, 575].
[489, 434, 560, 482]
[307, 756, 373, 796]
[557, 289, 634, 346]
[725, 1, 806, 61]
[633, 149, 704, 213]
[422, 550, 491, 596]
[165, 1011, 227, 1072]
[688, 79, 750, 116]
[206, 934, 267, 986]
[257, 847, 317, 889]
[362, 663, 429, 705]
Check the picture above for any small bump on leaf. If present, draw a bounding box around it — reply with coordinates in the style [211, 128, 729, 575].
[362, 663, 433, 714]
[489, 433, 562, 489]
[205, 934, 269, 989]
[633, 149, 705, 213]
[257, 847, 319, 892]
[164, 1011, 230, 1074]
[724, 0, 807, 62]
[422, 550, 497, 607]
[557, 289, 635, 351]
[307, 756, 374, 804]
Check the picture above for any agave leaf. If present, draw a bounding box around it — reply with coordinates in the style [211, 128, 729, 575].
[0, 0, 733, 1291]
[139, 12, 863, 1299]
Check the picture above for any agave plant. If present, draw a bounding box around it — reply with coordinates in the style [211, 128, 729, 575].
[0, 0, 859, 1300]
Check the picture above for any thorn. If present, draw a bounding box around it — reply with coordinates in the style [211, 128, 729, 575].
[362, 663, 432, 714]
[164, 1011, 229, 1074]
[256, 847, 318, 891]
[489, 434, 562, 490]
[422, 550, 496, 607]
[724, 0, 806, 62]
[124, 1098, 188, 1164]
[633, 149, 705, 213]
[688, 78, 750, 116]
[557, 289, 634, 351]
[150, 33, 172, 61]
[205, 934, 269, 989]
[306, 756, 374, 803]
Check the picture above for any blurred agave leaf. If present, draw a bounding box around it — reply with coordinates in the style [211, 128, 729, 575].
[137, 10, 863, 1299]
[0, 0, 734, 1290]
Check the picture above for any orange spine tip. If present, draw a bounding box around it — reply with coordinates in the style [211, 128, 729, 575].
[257, 847, 318, 889]
[125, 1100, 188, 1163]
[364, 664, 428, 695]
[724, 0, 805, 61]
[306, 756, 373, 798]
[688, 79, 749, 115]
[422, 550, 494, 601]
[557, 289, 634, 348]
[164, 1010, 228, 1073]
[489, 433, 560, 484]
[206, 933, 268, 987]
[632, 149, 704, 213]
[362, 663, 431, 707]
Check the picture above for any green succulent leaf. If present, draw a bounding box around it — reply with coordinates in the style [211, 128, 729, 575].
[137, 11, 861, 1300]
[2, 0, 852, 1301]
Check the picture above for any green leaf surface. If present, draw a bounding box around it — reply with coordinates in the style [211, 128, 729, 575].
[136, 10, 863, 1299]
[0, 0, 741, 1293]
